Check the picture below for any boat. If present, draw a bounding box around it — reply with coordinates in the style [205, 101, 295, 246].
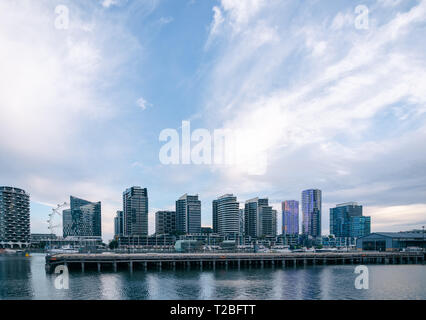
[271, 245, 292, 253]
[0, 249, 17, 254]
[48, 245, 79, 254]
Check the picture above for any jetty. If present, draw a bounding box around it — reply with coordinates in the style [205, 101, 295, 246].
[45, 251, 425, 273]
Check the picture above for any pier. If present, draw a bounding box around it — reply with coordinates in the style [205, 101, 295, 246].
[45, 251, 425, 273]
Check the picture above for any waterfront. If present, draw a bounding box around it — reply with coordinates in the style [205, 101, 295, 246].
[0, 254, 425, 300]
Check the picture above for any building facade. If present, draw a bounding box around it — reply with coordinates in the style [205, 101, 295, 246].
[176, 194, 201, 234]
[350, 216, 371, 238]
[239, 208, 245, 236]
[282, 200, 299, 235]
[64, 196, 101, 238]
[301, 189, 322, 237]
[114, 210, 124, 237]
[330, 202, 370, 238]
[155, 210, 176, 235]
[244, 198, 274, 238]
[123, 187, 148, 236]
[212, 199, 218, 234]
[330, 202, 362, 237]
[0, 186, 30, 248]
[214, 194, 239, 236]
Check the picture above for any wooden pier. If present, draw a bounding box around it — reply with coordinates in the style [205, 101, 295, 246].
[45, 251, 425, 273]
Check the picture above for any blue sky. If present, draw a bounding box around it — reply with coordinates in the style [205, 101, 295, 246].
[1, 0, 426, 241]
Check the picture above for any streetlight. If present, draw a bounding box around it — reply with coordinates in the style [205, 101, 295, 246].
[422, 226, 425, 253]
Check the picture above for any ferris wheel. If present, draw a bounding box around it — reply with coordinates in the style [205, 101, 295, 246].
[47, 202, 69, 236]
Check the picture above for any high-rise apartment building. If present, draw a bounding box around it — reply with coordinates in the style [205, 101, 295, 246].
[63, 196, 101, 237]
[176, 194, 201, 234]
[214, 194, 239, 236]
[239, 208, 245, 236]
[123, 187, 148, 236]
[212, 199, 218, 234]
[155, 210, 176, 235]
[301, 189, 322, 237]
[282, 200, 299, 235]
[114, 210, 124, 237]
[0, 186, 30, 248]
[244, 198, 273, 238]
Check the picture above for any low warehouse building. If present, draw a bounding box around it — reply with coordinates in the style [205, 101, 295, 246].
[356, 232, 425, 251]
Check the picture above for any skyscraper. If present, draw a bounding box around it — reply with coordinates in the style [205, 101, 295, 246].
[0, 186, 30, 248]
[64, 196, 102, 237]
[282, 200, 299, 235]
[212, 199, 218, 234]
[114, 210, 124, 237]
[62, 209, 72, 237]
[176, 194, 201, 234]
[244, 198, 272, 238]
[301, 189, 322, 237]
[155, 210, 176, 235]
[123, 187, 148, 236]
[239, 208, 245, 236]
[259, 205, 277, 237]
[330, 202, 371, 238]
[214, 194, 239, 236]
[330, 202, 362, 237]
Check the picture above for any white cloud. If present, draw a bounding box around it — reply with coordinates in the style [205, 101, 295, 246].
[101, 0, 124, 9]
[0, 0, 145, 241]
[136, 97, 152, 110]
[202, 0, 426, 232]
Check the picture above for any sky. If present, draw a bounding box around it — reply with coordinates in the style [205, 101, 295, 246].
[1, 0, 425, 242]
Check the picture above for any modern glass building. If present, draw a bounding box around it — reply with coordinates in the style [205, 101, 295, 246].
[350, 216, 371, 238]
[214, 194, 239, 236]
[0, 186, 30, 248]
[330, 202, 363, 237]
[212, 199, 218, 234]
[155, 210, 176, 235]
[301, 189, 322, 237]
[244, 198, 273, 238]
[64, 196, 102, 237]
[176, 194, 201, 234]
[62, 209, 72, 237]
[114, 210, 124, 237]
[239, 208, 245, 236]
[282, 200, 299, 235]
[123, 187, 148, 236]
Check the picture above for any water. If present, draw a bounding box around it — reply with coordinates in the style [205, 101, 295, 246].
[1, 253, 425, 300]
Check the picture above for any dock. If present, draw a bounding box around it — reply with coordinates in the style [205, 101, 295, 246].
[45, 251, 425, 273]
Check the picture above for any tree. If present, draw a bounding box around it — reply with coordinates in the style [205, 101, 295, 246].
[109, 240, 118, 250]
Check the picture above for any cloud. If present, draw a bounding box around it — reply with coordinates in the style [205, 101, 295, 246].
[0, 0, 148, 241]
[202, 0, 426, 232]
[158, 16, 174, 25]
[101, 0, 126, 9]
[136, 97, 152, 110]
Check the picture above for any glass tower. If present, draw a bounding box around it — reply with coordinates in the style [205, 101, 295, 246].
[301, 189, 322, 237]
[123, 187, 148, 236]
[176, 194, 201, 234]
[64, 196, 101, 237]
[282, 200, 299, 235]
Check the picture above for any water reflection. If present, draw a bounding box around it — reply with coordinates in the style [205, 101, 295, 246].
[0, 254, 425, 300]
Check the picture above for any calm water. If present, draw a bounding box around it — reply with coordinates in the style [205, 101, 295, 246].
[0, 253, 425, 300]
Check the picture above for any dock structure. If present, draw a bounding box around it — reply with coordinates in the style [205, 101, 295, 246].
[45, 251, 425, 273]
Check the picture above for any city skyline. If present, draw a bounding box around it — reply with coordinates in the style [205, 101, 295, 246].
[1, 0, 426, 241]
